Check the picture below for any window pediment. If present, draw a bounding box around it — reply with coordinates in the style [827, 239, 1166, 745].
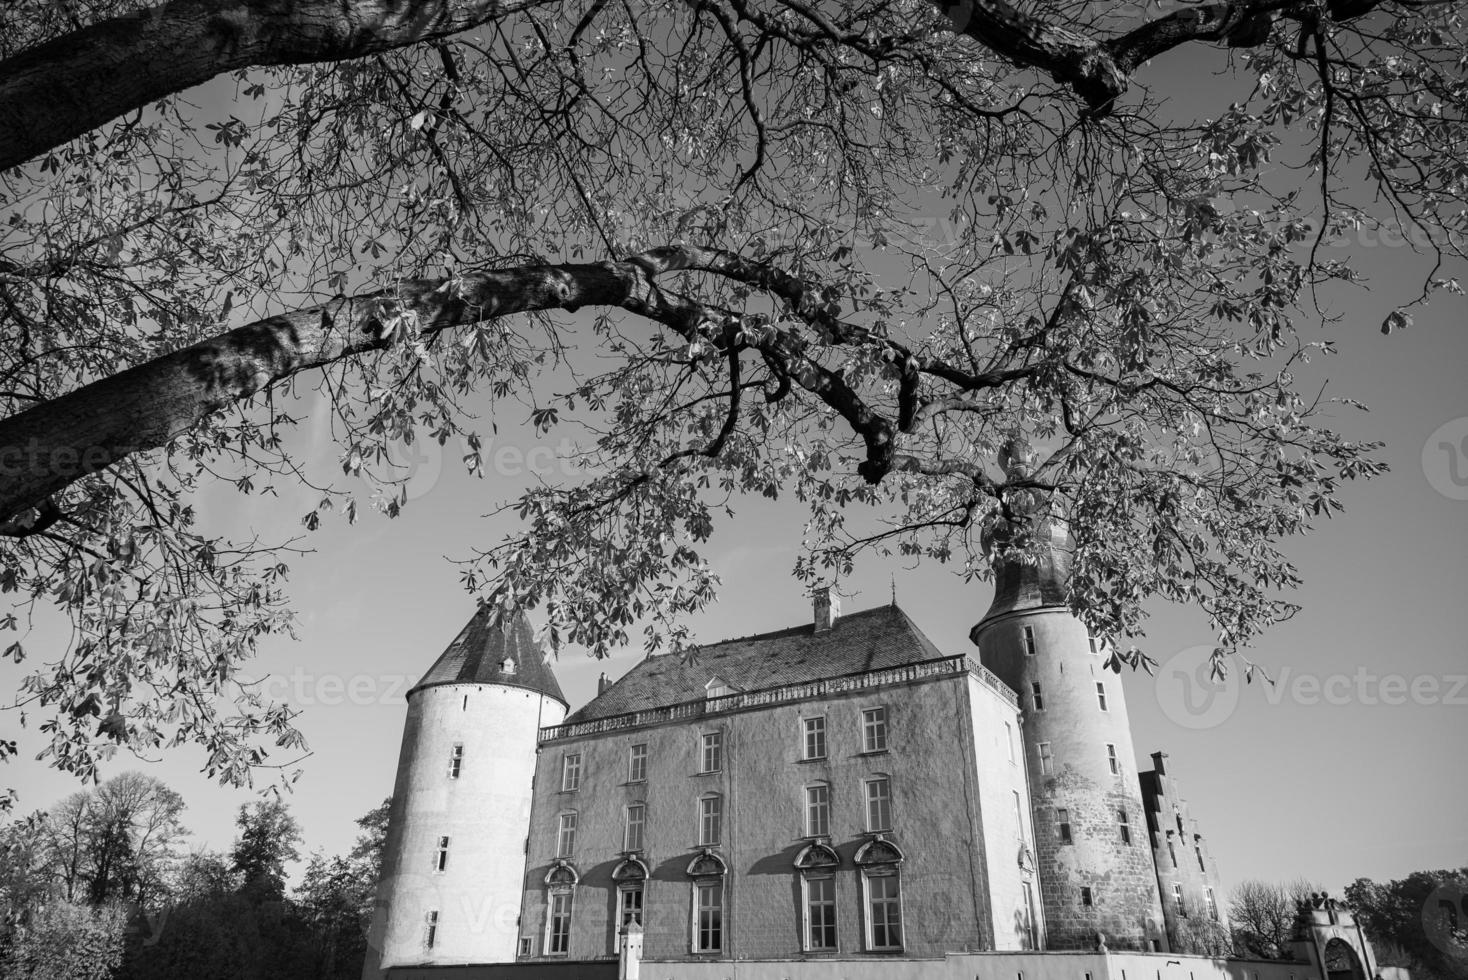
[545, 860, 580, 887]
[612, 856, 649, 881]
[686, 848, 728, 878]
[854, 835, 904, 866]
[794, 841, 840, 870]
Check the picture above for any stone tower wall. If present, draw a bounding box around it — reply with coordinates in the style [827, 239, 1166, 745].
[974, 608, 1166, 952]
[363, 683, 566, 978]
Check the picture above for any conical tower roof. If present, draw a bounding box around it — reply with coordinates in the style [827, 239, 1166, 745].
[410, 604, 566, 705]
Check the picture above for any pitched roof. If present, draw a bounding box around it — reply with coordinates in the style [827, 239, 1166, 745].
[411, 605, 566, 705]
[566, 604, 945, 722]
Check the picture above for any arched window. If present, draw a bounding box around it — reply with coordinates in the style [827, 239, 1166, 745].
[544, 862, 579, 956]
[686, 850, 727, 954]
[855, 837, 905, 951]
[611, 857, 648, 953]
[795, 842, 841, 952]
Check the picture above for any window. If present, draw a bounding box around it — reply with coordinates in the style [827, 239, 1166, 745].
[1088, 633, 1100, 654]
[805, 875, 838, 951]
[619, 884, 644, 944]
[1168, 840, 1178, 867]
[1106, 743, 1120, 775]
[1096, 682, 1108, 711]
[1031, 682, 1044, 711]
[628, 743, 648, 782]
[434, 835, 450, 872]
[1037, 742, 1054, 775]
[425, 910, 440, 948]
[706, 677, 731, 699]
[1005, 721, 1016, 762]
[700, 732, 723, 773]
[1197, 846, 1206, 872]
[556, 812, 577, 857]
[695, 881, 723, 952]
[561, 752, 582, 791]
[624, 804, 646, 852]
[1176, 811, 1185, 835]
[1023, 626, 1037, 656]
[864, 777, 892, 832]
[448, 743, 463, 778]
[547, 891, 572, 954]
[1012, 791, 1024, 836]
[1081, 886, 1094, 907]
[518, 937, 532, 956]
[1173, 882, 1188, 917]
[866, 872, 903, 949]
[1118, 809, 1132, 845]
[1020, 882, 1038, 950]
[699, 795, 723, 845]
[1207, 887, 1218, 921]
[804, 716, 827, 760]
[862, 707, 888, 752]
[1057, 807, 1073, 844]
[805, 783, 831, 837]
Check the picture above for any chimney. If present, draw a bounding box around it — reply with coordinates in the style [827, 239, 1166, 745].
[813, 586, 840, 632]
[1151, 751, 1169, 775]
[597, 672, 612, 695]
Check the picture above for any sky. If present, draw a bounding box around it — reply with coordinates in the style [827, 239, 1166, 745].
[2, 21, 1466, 904]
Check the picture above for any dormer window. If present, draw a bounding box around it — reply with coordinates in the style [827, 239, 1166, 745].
[501, 657, 517, 676]
[705, 676, 735, 700]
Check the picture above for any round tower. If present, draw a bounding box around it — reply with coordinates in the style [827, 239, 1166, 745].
[971, 440, 1166, 952]
[363, 606, 567, 979]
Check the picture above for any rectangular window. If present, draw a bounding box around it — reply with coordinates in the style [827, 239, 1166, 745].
[804, 716, 827, 760]
[1197, 846, 1206, 872]
[805, 784, 831, 838]
[425, 910, 439, 948]
[556, 812, 577, 857]
[695, 882, 723, 952]
[1088, 633, 1099, 654]
[1173, 882, 1188, 917]
[628, 743, 648, 782]
[1207, 887, 1218, 921]
[1057, 807, 1073, 844]
[618, 885, 644, 949]
[1031, 682, 1044, 711]
[700, 732, 723, 773]
[434, 835, 450, 872]
[561, 752, 582, 791]
[1096, 682, 1108, 711]
[1013, 790, 1024, 836]
[1023, 626, 1037, 656]
[448, 743, 463, 778]
[1005, 721, 1016, 762]
[548, 892, 572, 954]
[1118, 809, 1132, 845]
[862, 707, 888, 752]
[699, 795, 723, 845]
[624, 804, 646, 852]
[865, 777, 892, 832]
[867, 873, 903, 949]
[518, 937, 532, 956]
[1169, 841, 1178, 867]
[1037, 741, 1054, 775]
[1081, 886, 1093, 907]
[806, 876, 838, 951]
[1107, 743, 1119, 775]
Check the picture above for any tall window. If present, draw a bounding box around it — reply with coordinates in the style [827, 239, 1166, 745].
[804, 716, 827, 759]
[1022, 625, 1037, 656]
[1106, 743, 1119, 775]
[805, 876, 838, 951]
[1095, 682, 1108, 711]
[561, 752, 582, 791]
[628, 743, 648, 782]
[618, 884, 644, 945]
[434, 835, 450, 872]
[700, 732, 723, 773]
[862, 707, 888, 752]
[448, 743, 464, 778]
[695, 881, 723, 952]
[805, 784, 831, 837]
[1012, 790, 1024, 836]
[866, 872, 903, 949]
[1088, 633, 1100, 654]
[1031, 682, 1044, 711]
[1037, 741, 1054, 775]
[864, 777, 892, 832]
[1081, 886, 1094, 907]
[699, 795, 723, 845]
[1197, 845, 1206, 872]
[547, 891, 572, 954]
[624, 804, 646, 852]
[556, 812, 577, 857]
[1173, 882, 1188, 917]
[1206, 887, 1218, 921]
[1057, 807, 1073, 844]
[1118, 809, 1132, 845]
[1168, 840, 1178, 866]
[425, 910, 440, 948]
[1005, 721, 1016, 762]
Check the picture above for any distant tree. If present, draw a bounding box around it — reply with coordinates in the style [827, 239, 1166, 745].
[349, 798, 391, 875]
[168, 851, 238, 904]
[1230, 878, 1316, 959]
[0, 899, 126, 980]
[1176, 916, 1235, 958]
[230, 799, 301, 900]
[1346, 869, 1468, 980]
[294, 796, 394, 980]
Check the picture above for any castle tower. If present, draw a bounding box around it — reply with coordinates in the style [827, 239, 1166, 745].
[970, 439, 1166, 952]
[363, 605, 567, 979]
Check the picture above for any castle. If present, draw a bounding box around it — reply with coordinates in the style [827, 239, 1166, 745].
[362, 509, 1384, 980]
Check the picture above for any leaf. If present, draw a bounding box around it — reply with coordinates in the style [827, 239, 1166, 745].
[1380, 309, 1413, 334]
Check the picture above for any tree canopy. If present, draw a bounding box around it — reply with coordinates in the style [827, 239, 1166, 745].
[0, 0, 1463, 788]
